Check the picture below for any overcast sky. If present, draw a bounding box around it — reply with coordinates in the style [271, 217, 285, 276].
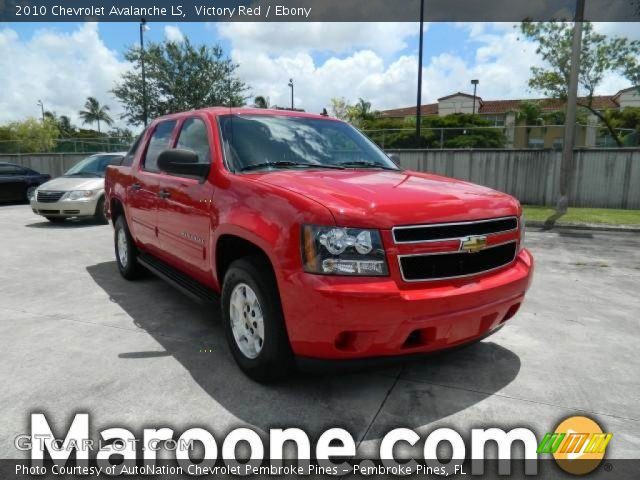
[0, 22, 636, 131]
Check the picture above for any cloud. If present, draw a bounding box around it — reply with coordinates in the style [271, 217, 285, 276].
[217, 22, 423, 57]
[220, 22, 545, 114]
[224, 22, 635, 116]
[164, 25, 185, 43]
[0, 23, 129, 129]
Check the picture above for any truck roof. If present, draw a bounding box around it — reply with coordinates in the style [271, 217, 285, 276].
[151, 107, 339, 123]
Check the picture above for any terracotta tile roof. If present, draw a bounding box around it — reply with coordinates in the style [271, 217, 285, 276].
[380, 103, 439, 117]
[381, 94, 622, 117]
[437, 92, 482, 102]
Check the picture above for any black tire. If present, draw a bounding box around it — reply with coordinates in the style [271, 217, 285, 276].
[221, 257, 293, 382]
[94, 196, 108, 224]
[114, 215, 143, 280]
[45, 217, 65, 223]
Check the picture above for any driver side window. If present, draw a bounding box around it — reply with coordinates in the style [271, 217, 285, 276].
[176, 118, 211, 165]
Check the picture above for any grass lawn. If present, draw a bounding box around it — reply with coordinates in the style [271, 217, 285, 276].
[523, 205, 640, 226]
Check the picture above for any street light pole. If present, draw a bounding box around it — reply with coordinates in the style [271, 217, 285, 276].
[139, 18, 149, 127]
[471, 79, 479, 115]
[37, 100, 45, 122]
[288, 78, 294, 110]
[415, 0, 425, 146]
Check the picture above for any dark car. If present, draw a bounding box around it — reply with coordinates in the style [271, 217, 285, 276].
[0, 162, 51, 202]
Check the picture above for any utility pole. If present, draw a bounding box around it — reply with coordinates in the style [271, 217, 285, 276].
[288, 78, 294, 110]
[139, 18, 149, 127]
[550, 0, 585, 226]
[415, 0, 425, 146]
[37, 100, 45, 122]
[471, 79, 479, 115]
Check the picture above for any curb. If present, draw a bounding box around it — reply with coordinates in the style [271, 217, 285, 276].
[527, 220, 640, 233]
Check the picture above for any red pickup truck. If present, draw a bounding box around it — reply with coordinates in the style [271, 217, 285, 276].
[105, 108, 533, 382]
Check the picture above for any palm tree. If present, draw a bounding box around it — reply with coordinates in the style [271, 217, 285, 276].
[515, 101, 544, 146]
[254, 96, 269, 108]
[346, 98, 378, 126]
[78, 97, 113, 133]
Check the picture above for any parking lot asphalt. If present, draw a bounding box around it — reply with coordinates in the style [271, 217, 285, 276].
[1, 204, 639, 460]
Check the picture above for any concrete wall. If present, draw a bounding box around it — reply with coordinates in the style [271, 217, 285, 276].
[387, 149, 640, 209]
[0, 153, 88, 178]
[5, 150, 640, 209]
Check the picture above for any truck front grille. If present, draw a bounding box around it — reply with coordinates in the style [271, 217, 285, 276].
[393, 217, 517, 243]
[37, 191, 65, 203]
[399, 242, 517, 282]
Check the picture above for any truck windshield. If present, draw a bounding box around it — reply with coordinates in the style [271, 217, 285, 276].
[64, 155, 121, 177]
[218, 114, 399, 172]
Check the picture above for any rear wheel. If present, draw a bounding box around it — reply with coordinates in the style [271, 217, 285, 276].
[94, 196, 108, 224]
[114, 215, 143, 280]
[221, 257, 293, 382]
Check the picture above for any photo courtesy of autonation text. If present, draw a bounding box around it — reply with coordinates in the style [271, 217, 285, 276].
[0, 0, 639, 479]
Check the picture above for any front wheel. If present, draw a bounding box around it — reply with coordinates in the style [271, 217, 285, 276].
[94, 196, 108, 224]
[221, 257, 293, 382]
[114, 215, 143, 280]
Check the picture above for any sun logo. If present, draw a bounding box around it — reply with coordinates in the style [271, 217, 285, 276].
[537, 416, 612, 475]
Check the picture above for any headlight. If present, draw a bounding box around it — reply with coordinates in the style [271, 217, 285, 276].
[519, 213, 526, 251]
[302, 225, 388, 276]
[29, 188, 38, 201]
[63, 190, 97, 201]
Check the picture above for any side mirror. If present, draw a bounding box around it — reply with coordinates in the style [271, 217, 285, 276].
[388, 153, 401, 167]
[157, 149, 209, 180]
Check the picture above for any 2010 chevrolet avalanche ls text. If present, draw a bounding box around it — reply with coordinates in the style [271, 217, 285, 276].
[104, 108, 533, 382]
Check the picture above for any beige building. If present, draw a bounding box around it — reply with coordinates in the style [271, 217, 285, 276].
[380, 87, 640, 148]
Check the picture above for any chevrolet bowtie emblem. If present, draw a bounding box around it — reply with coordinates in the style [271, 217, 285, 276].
[459, 235, 488, 253]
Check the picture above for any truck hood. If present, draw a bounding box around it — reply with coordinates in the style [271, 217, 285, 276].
[38, 176, 104, 192]
[250, 170, 519, 228]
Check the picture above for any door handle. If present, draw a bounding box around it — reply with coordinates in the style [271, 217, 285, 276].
[131, 183, 142, 191]
[158, 190, 171, 199]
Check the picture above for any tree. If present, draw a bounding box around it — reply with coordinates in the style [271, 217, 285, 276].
[253, 96, 269, 108]
[515, 101, 544, 146]
[520, 21, 640, 147]
[330, 97, 351, 121]
[2, 118, 59, 153]
[361, 114, 506, 149]
[112, 40, 248, 126]
[107, 127, 134, 142]
[347, 98, 378, 126]
[602, 107, 640, 146]
[44, 111, 75, 137]
[78, 97, 113, 133]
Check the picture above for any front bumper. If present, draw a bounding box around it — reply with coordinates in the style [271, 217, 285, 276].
[281, 249, 534, 360]
[30, 198, 99, 218]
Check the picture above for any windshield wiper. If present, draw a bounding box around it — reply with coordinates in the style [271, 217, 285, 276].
[336, 161, 398, 170]
[239, 161, 344, 172]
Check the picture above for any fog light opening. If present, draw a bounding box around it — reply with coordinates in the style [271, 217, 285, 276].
[402, 327, 436, 349]
[334, 331, 357, 352]
[502, 303, 521, 323]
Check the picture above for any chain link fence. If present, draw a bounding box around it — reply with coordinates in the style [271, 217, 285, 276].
[0, 137, 133, 155]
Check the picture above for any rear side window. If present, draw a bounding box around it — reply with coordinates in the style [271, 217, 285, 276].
[176, 118, 211, 165]
[122, 131, 145, 167]
[143, 121, 177, 172]
[0, 164, 24, 175]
